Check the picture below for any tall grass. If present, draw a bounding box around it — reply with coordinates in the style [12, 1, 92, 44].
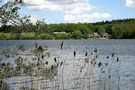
[0, 42, 121, 90]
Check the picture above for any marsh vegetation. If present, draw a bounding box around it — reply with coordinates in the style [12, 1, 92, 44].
[0, 41, 123, 90]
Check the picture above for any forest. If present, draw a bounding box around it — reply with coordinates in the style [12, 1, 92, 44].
[0, 1, 135, 40]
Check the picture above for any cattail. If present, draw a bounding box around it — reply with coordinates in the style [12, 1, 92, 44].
[85, 52, 88, 56]
[116, 57, 119, 62]
[41, 54, 44, 59]
[54, 57, 57, 63]
[106, 56, 109, 59]
[37, 46, 44, 52]
[85, 58, 89, 63]
[94, 48, 97, 53]
[106, 63, 108, 66]
[74, 51, 76, 57]
[98, 62, 102, 68]
[96, 54, 98, 58]
[112, 53, 114, 57]
[102, 71, 105, 73]
[60, 61, 63, 66]
[45, 61, 48, 65]
[91, 53, 93, 55]
[61, 41, 64, 50]
[51, 65, 54, 70]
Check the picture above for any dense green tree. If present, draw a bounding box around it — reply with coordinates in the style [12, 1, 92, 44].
[94, 25, 106, 34]
[34, 19, 48, 35]
[111, 25, 123, 39]
[73, 30, 82, 39]
[67, 23, 76, 33]
[76, 23, 92, 34]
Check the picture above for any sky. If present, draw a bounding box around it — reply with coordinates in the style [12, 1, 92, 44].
[1, 0, 135, 24]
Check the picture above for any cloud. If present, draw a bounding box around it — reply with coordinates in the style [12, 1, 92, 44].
[29, 15, 38, 24]
[64, 13, 111, 22]
[125, 0, 135, 8]
[24, 0, 95, 14]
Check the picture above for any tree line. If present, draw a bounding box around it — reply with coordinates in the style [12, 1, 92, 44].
[0, 1, 135, 39]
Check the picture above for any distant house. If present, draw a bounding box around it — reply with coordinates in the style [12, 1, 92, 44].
[101, 33, 109, 38]
[93, 32, 100, 38]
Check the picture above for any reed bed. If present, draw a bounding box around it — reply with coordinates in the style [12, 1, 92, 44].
[0, 42, 121, 90]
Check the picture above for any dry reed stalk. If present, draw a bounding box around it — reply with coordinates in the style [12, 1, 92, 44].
[73, 53, 76, 90]
[38, 76, 41, 90]
[90, 60, 95, 90]
[117, 57, 120, 90]
[61, 57, 67, 90]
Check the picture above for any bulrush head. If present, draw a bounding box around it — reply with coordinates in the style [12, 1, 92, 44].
[109, 75, 111, 78]
[54, 57, 57, 63]
[98, 62, 102, 68]
[96, 54, 98, 58]
[106, 56, 109, 59]
[61, 41, 64, 50]
[85, 52, 88, 56]
[60, 61, 63, 66]
[74, 51, 76, 57]
[41, 54, 44, 59]
[102, 71, 105, 73]
[85, 58, 89, 63]
[112, 53, 114, 57]
[91, 52, 93, 55]
[37, 46, 44, 52]
[45, 61, 48, 65]
[116, 57, 119, 62]
[51, 65, 54, 70]
[105, 63, 108, 66]
[94, 48, 97, 53]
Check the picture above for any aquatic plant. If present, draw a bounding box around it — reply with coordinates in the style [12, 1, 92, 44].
[0, 42, 121, 90]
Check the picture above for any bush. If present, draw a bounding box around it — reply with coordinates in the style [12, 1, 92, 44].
[20, 32, 35, 39]
[0, 33, 15, 40]
[0, 32, 7, 40]
[72, 30, 82, 39]
[39, 33, 53, 39]
[55, 33, 71, 39]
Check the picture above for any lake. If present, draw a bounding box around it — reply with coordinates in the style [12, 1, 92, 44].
[0, 40, 135, 90]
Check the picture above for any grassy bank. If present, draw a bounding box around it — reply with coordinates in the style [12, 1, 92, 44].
[0, 32, 109, 40]
[0, 32, 54, 40]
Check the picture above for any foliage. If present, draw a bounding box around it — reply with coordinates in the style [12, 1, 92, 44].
[20, 32, 35, 39]
[94, 25, 106, 34]
[76, 23, 92, 34]
[73, 30, 82, 39]
[38, 33, 54, 39]
[55, 33, 71, 39]
[0, 1, 135, 39]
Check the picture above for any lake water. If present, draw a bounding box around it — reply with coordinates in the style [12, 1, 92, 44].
[0, 40, 135, 90]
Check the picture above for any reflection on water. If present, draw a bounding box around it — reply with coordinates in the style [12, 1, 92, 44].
[0, 40, 135, 90]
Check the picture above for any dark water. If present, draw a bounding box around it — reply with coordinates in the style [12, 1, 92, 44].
[0, 40, 135, 90]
